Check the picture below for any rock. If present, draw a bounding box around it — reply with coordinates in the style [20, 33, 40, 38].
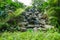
[20, 27, 27, 32]
[44, 25, 54, 29]
[40, 19, 46, 25]
[33, 27, 38, 32]
[18, 7, 49, 31]
[26, 25, 35, 28]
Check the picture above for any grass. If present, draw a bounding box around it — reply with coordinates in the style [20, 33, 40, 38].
[0, 30, 60, 40]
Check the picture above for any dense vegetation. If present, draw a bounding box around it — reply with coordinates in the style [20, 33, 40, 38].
[44, 0, 60, 31]
[0, 0, 25, 31]
[0, 0, 60, 40]
[0, 30, 60, 40]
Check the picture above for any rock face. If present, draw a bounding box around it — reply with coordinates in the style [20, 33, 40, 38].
[19, 8, 52, 31]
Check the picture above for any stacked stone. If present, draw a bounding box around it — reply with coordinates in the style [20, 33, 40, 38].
[19, 8, 48, 31]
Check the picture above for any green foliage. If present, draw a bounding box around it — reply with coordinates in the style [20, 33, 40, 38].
[32, 0, 45, 11]
[0, 30, 60, 40]
[0, 0, 25, 30]
[0, 8, 25, 30]
[40, 0, 60, 30]
[0, 0, 24, 18]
